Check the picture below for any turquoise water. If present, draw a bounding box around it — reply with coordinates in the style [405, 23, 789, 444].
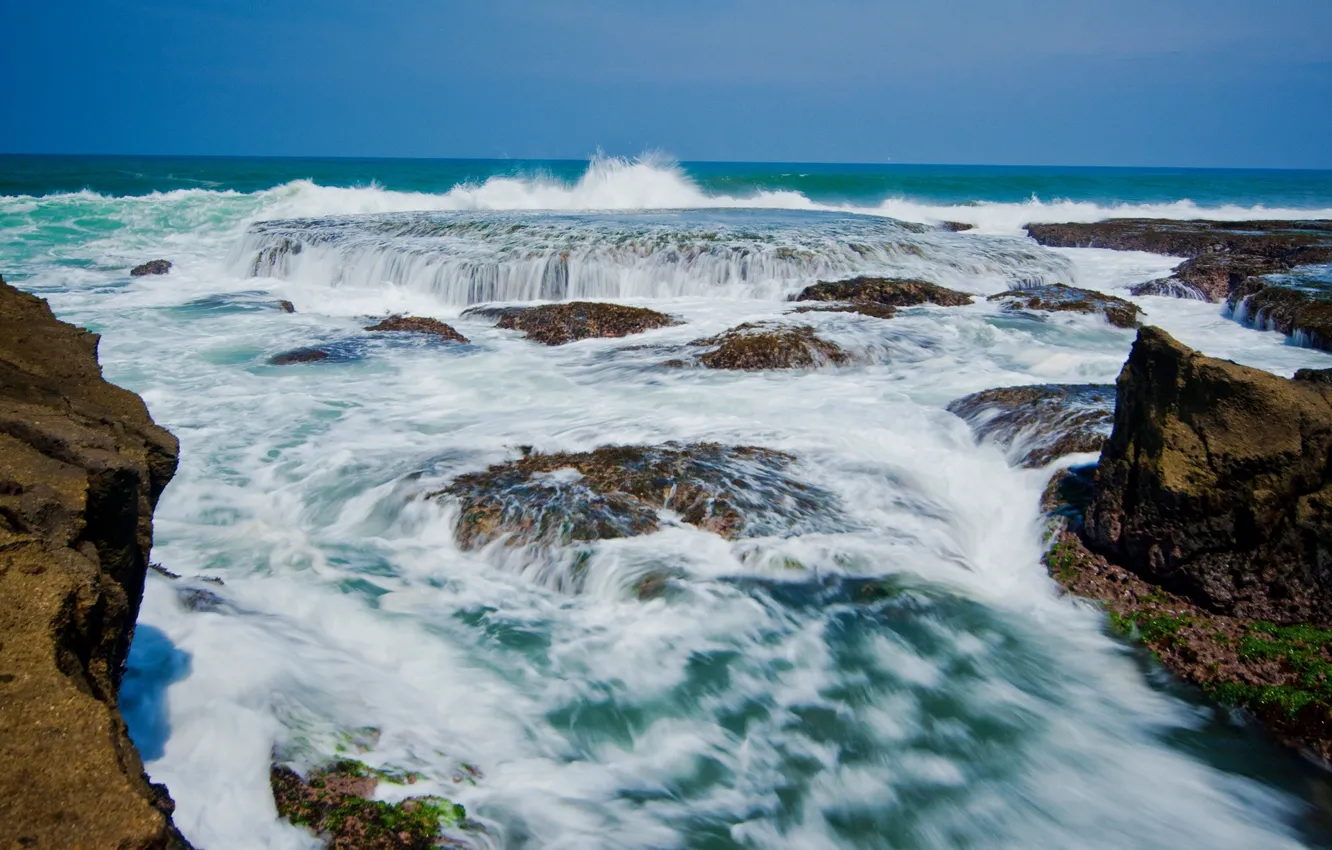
[6, 155, 1332, 849]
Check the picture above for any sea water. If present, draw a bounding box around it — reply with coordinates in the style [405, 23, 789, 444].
[6, 154, 1332, 849]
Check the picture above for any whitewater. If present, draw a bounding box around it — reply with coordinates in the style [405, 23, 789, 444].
[7, 155, 1332, 849]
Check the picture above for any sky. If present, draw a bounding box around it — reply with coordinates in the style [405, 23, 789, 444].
[4, 0, 1331, 168]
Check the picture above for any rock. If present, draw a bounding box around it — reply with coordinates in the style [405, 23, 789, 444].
[270, 347, 332, 365]
[130, 259, 172, 277]
[683, 323, 849, 370]
[1226, 278, 1332, 351]
[947, 384, 1115, 468]
[433, 443, 837, 550]
[0, 279, 190, 847]
[792, 302, 897, 320]
[364, 315, 469, 343]
[278, 300, 296, 313]
[938, 221, 975, 232]
[271, 759, 471, 850]
[1295, 368, 1332, 385]
[463, 302, 676, 345]
[987, 284, 1141, 328]
[1086, 326, 1332, 625]
[793, 276, 974, 308]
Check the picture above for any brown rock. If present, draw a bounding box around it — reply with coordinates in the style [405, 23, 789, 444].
[987, 284, 1141, 328]
[364, 315, 468, 343]
[0, 279, 190, 847]
[269, 347, 331, 365]
[464, 302, 676, 345]
[1226, 278, 1332, 351]
[130, 260, 172, 277]
[793, 276, 973, 308]
[947, 384, 1115, 468]
[277, 300, 296, 314]
[686, 323, 849, 371]
[792, 302, 897, 320]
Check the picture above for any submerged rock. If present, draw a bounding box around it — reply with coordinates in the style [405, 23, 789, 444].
[682, 322, 849, 370]
[1087, 326, 1332, 625]
[987, 284, 1141, 328]
[278, 300, 297, 313]
[130, 258, 172, 276]
[365, 315, 469, 343]
[793, 276, 974, 308]
[1226, 278, 1332, 351]
[433, 443, 835, 549]
[271, 760, 470, 849]
[0, 280, 190, 846]
[464, 301, 676, 345]
[792, 302, 898, 320]
[270, 347, 332, 365]
[947, 384, 1115, 468]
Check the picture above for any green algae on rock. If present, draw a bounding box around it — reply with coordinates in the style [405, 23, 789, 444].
[947, 384, 1115, 468]
[464, 301, 677, 345]
[271, 760, 469, 850]
[433, 443, 837, 550]
[792, 276, 974, 308]
[682, 322, 849, 370]
[365, 315, 469, 343]
[987, 284, 1141, 328]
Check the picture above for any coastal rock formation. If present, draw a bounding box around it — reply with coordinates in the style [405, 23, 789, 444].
[988, 284, 1141, 328]
[1085, 326, 1332, 625]
[130, 260, 172, 277]
[464, 302, 676, 345]
[278, 300, 296, 314]
[365, 315, 469, 343]
[0, 279, 189, 847]
[1226, 278, 1332, 351]
[270, 347, 332, 365]
[793, 276, 973, 308]
[947, 384, 1115, 468]
[271, 760, 473, 849]
[792, 302, 898, 320]
[680, 323, 849, 370]
[434, 443, 836, 550]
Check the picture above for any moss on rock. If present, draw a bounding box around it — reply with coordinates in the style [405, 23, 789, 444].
[684, 322, 849, 370]
[464, 301, 677, 345]
[793, 276, 973, 308]
[987, 284, 1141, 328]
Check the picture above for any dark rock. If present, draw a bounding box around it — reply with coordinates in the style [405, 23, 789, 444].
[277, 300, 296, 313]
[987, 284, 1141, 328]
[364, 315, 469, 343]
[1295, 368, 1332, 385]
[1128, 278, 1209, 300]
[271, 760, 471, 850]
[0, 280, 190, 846]
[683, 323, 849, 370]
[793, 276, 973, 308]
[270, 347, 332, 365]
[792, 302, 897, 320]
[947, 384, 1115, 468]
[1226, 278, 1332, 351]
[433, 443, 837, 551]
[463, 301, 676, 345]
[1086, 325, 1332, 625]
[938, 221, 975, 232]
[130, 259, 172, 277]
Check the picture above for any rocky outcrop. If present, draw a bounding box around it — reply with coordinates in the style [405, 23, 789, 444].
[1026, 219, 1332, 304]
[676, 323, 849, 370]
[270, 347, 332, 365]
[792, 277, 973, 309]
[947, 384, 1115, 468]
[433, 443, 837, 550]
[0, 279, 189, 847]
[792, 302, 898, 320]
[1226, 278, 1332, 352]
[130, 260, 172, 277]
[1086, 326, 1332, 625]
[464, 302, 677, 345]
[988, 284, 1141, 328]
[364, 315, 469, 343]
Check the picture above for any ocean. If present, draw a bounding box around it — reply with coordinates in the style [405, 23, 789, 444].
[6, 153, 1332, 849]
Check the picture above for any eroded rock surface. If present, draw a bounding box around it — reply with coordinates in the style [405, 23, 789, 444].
[433, 443, 837, 550]
[793, 276, 973, 309]
[1226, 277, 1332, 351]
[464, 302, 676, 345]
[680, 323, 849, 370]
[365, 315, 469, 343]
[0, 278, 190, 847]
[947, 384, 1115, 467]
[988, 284, 1141, 328]
[270, 347, 332, 365]
[130, 259, 172, 277]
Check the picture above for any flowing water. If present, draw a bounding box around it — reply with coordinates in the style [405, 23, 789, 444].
[7, 154, 1332, 849]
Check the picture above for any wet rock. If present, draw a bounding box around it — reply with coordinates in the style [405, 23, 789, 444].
[130, 259, 172, 276]
[793, 276, 973, 308]
[270, 347, 332, 365]
[987, 284, 1141, 328]
[792, 302, 898, 320]
[278, 300, 296, 313]
[1295, 368, 1332, 385]
[271, 760, 471, 850]
[433, 443, 836, 550]
[0, 280, 190, 846]
[1086, 326, 1332, 625]
[463, 301, 676, 345]
[938, 221, 975, 232]
[1226, 278, 1332, 351]
[365, 315, 469, 343]
[682, 322, 849, 370]
[947, 384, 1115, 468]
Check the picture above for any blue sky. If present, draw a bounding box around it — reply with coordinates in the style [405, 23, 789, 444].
[5, 0, 1331, 167]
